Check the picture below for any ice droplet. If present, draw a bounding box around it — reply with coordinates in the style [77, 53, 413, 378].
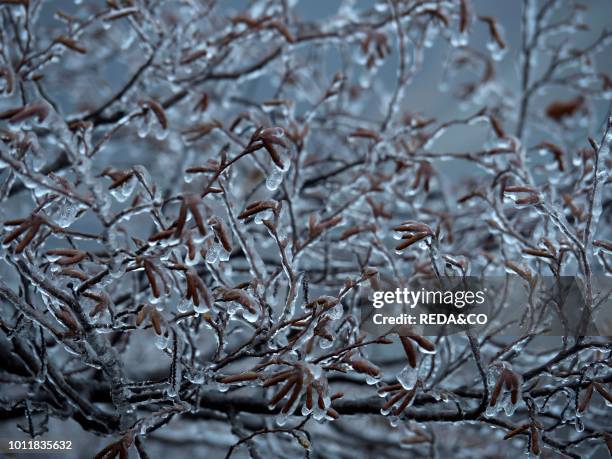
[137, 116, 151, 138]
[415, 340, 436, 355]
[188, 369, 206, 384]
[218, 246, 231, 262]
[503, 396, 518, 416]
[326, 303, 343, 320]
[50, 198, 80, 228]
[266, 168, 283, 191]
[110, 176, 137, 202]
[177, 299, 191, 313]
[241, 306, 259, 323]
[154, 333, 170, 350]
[254, 210, 274, 224]
[319, 336, 334, 349]
[193, 302, 210, 314]
[450, 30, 469, 47]
[276, 412, 289, 426]
[397, 365, 418, 390]
[205, 244, 219, 263]
[214, 381, 229, 392]
[155, 127, 169, 141]
[487, 38, 507, 61]
[185, 248, 202, 266]
[269, 127, 285, 138]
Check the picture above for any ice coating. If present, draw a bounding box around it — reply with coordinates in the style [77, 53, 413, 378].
[0, 0, 609, 457]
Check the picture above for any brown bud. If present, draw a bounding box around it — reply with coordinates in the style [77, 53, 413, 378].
[55, 36, 87, 54]
[400, 336, 417, 368]
[578, 383, 594, 412]
[269, 377, 297, 407]
[408, 334, 436, 353]
[395, 232, 429, 251]
[503, 423, 530, 440]
[218, 372, 259, 384]
[144, 99, 168, 129]
[351, 359, 380, 378]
